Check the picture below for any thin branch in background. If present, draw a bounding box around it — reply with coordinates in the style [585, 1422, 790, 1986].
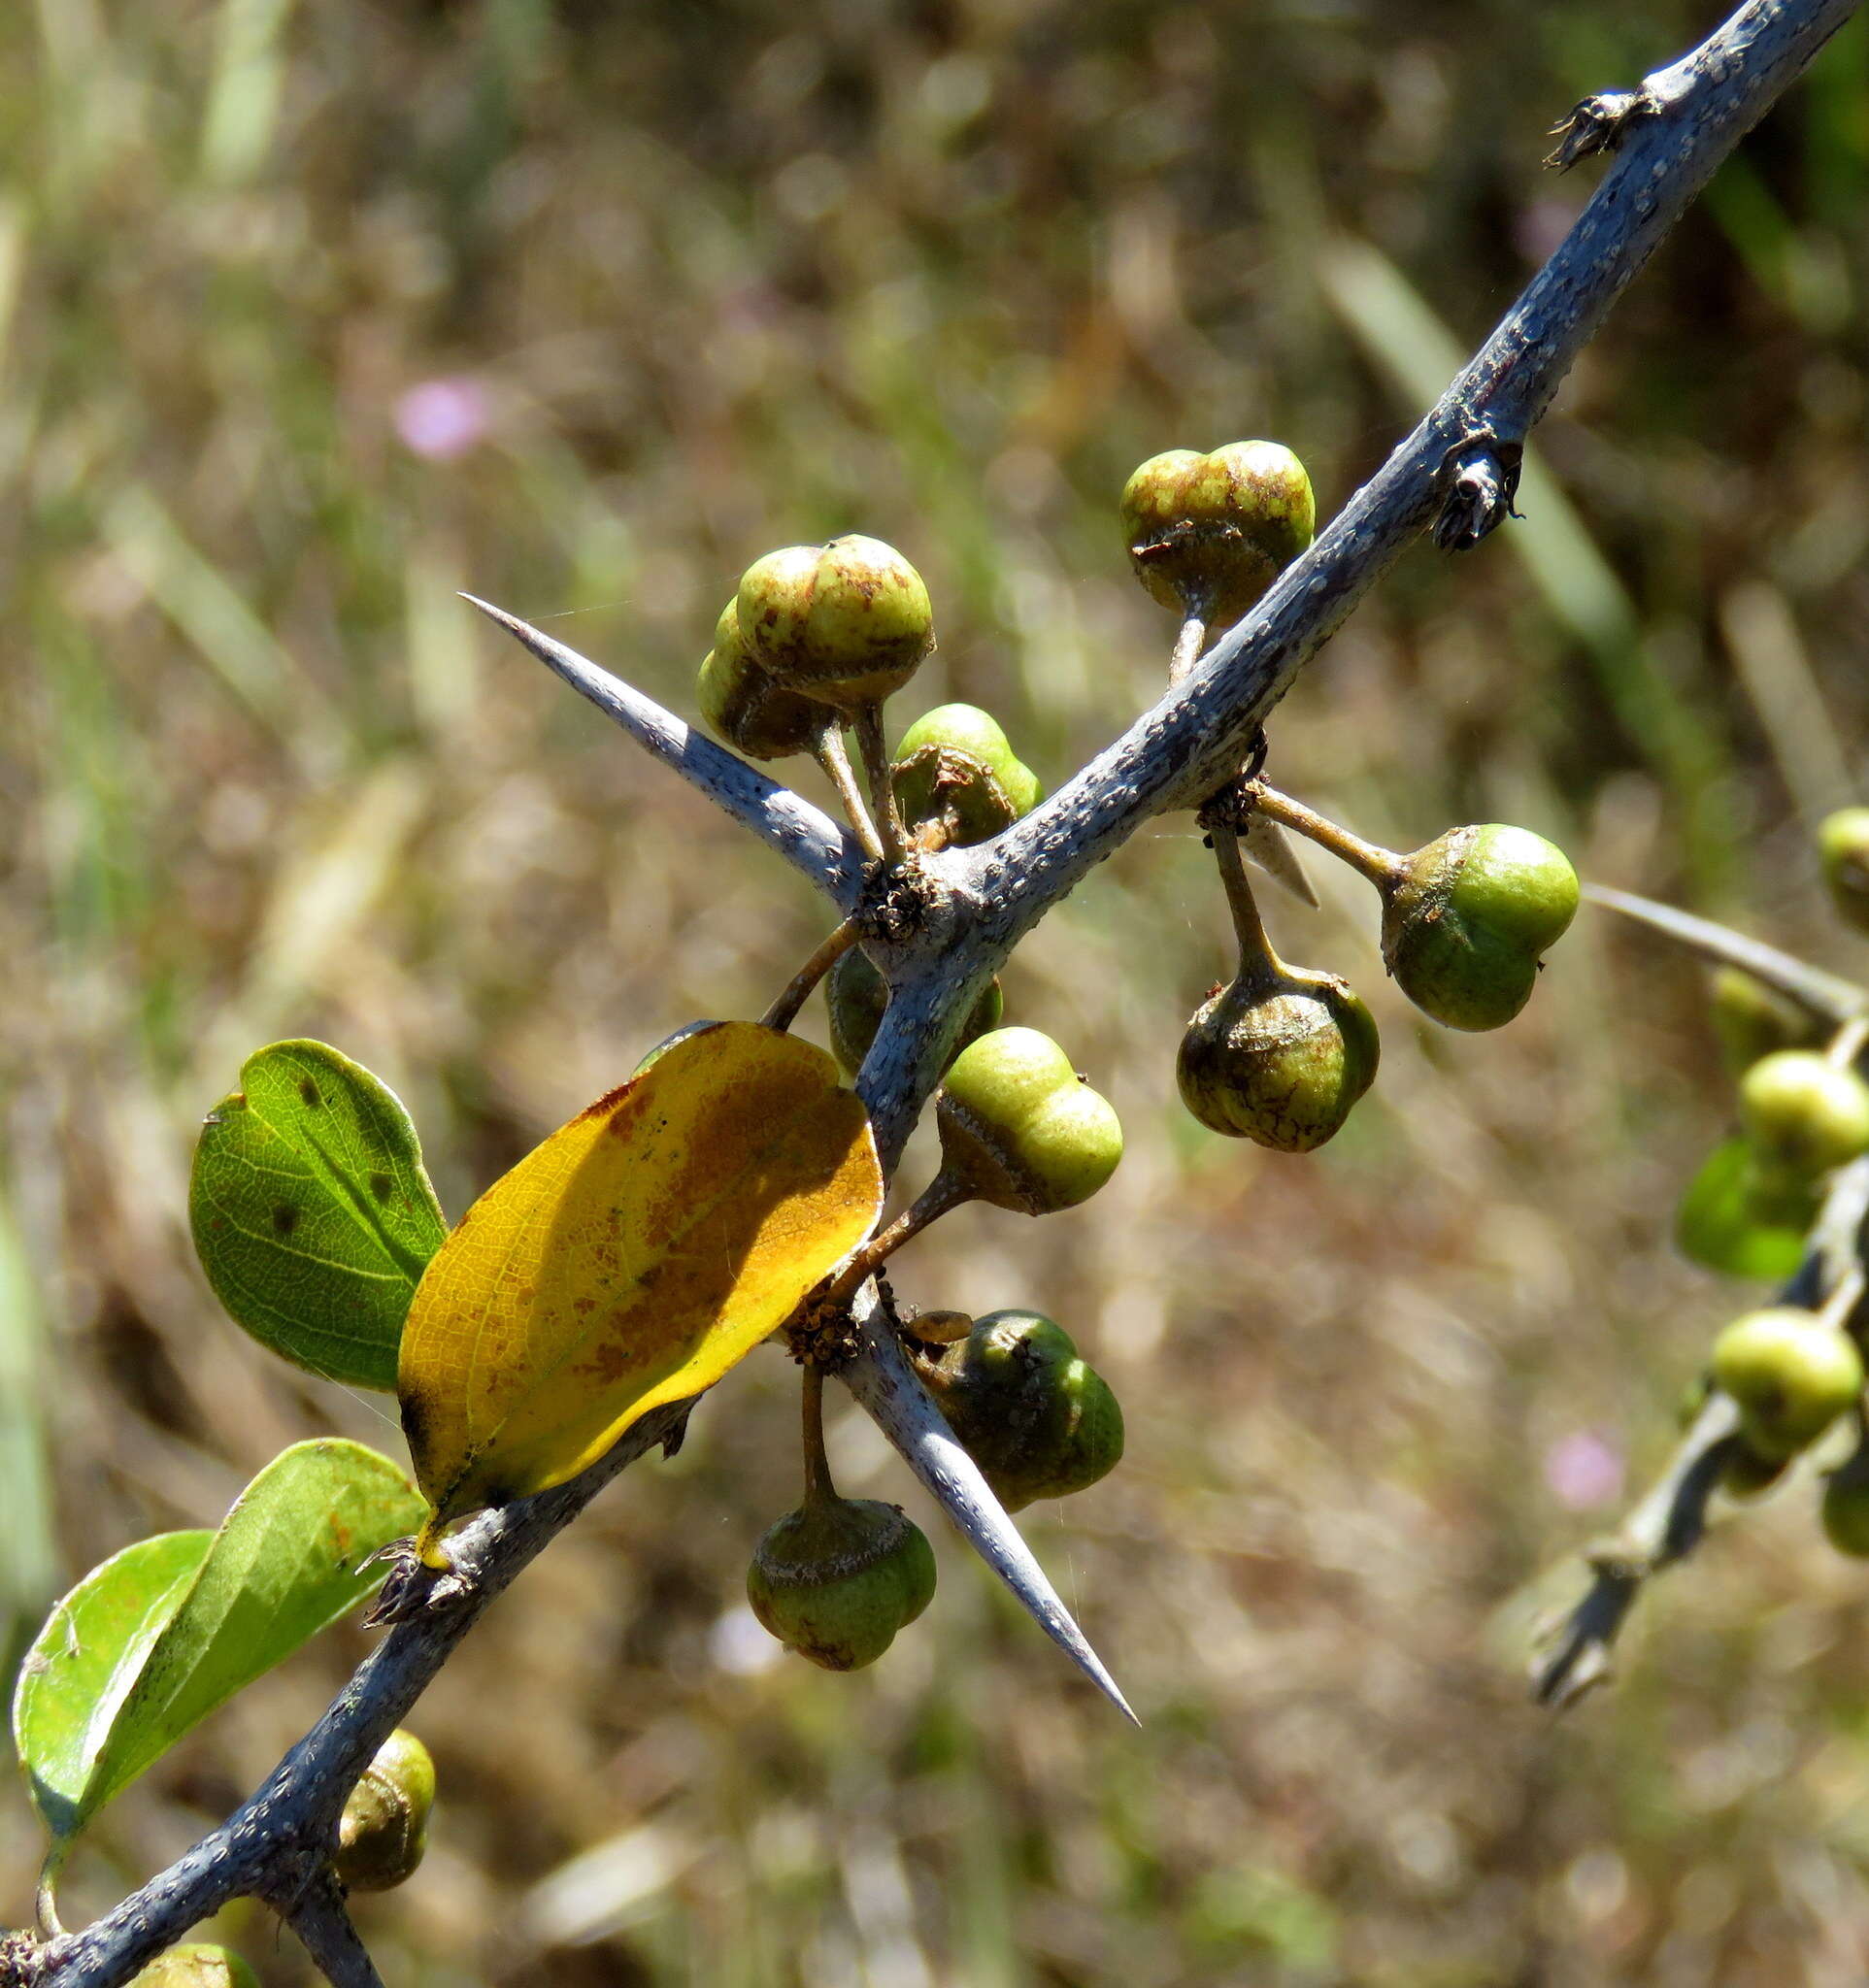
[1532, 1155, 1869, 1709]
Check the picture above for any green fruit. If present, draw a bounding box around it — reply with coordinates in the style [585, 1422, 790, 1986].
[1176, 964, 1379, 1152]
[889, 704, 1043, 849]
[1709, 966, 1829, 1078]
[1381, 824, 1579, 1031]
[825, 947, 1001, 1078]
[1711, 1306, 1864, 1460]
[736, 536, 934, 710]
[336, 1728, 437, 1893]
[1737, 1049, 1869, 1178]
[697, 601, 824, 760]
[1120, 442, 1315, 627]
[1819, 808, 1869, 937]
[1675, 1136, 1819, 1279]
[918, 1309, 1123, 1511]
[936, 1028, 1123, 1215]
[1822, 1447, 1869, 1555]
[747, 1496, 936, 1671]
[130, 1948, 261, 1988]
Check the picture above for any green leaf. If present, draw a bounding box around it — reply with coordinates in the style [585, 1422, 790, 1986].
[13, 1440, 424, 1848]
[13, 1532, 212, 1844]
[191, 1041, 447, 1390]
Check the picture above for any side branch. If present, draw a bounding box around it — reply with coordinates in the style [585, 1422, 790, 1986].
[462, 597, 866, 913]
[1532, 1155, 1869, 1707]
[962, 0, 1856, 949]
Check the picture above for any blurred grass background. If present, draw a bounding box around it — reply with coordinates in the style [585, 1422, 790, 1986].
[4, 1, 1869, 1982]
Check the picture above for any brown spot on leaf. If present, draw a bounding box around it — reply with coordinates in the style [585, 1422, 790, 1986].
[299, 1078, 322, 1108]
[370, 1172, 395, 1202]
[272, 1204, 299, 1236]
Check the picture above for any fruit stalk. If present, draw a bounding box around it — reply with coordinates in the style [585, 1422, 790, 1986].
[1247, 783, 1403, 889]
[761, 921, 861, 1034]
[811, 723, 886, 863]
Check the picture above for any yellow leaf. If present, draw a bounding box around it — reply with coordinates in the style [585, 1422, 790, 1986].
[398, 1022, 882, 1524]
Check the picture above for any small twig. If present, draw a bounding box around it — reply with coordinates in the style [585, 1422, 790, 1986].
[813, 726, 886, 864]
[1533, 1154, 1869, 1708]
[823, 1172, 973, 1311]
[1585, 882, 1868, 1024]
[1246, 784, 1402, 890]
[851, 704, 907, 864]
[1168, 612, 1208, 688]
[761, 921, 859, 1034]
[277, 1870, 384, 1988]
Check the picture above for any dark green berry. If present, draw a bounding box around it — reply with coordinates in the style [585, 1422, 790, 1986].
[917, 1309, 1122, 1511]
[1711, 1306, 1863, 1461]
[335, 1728, 436, 1893]
[1120, 442, 1315, 628]
[1822, 1437, 1869, 1555]
[697, 601, 823, 760]
[825, 947, 1001, 1079]
[1176, 964, 1379, 1152]
[1674, 1136, 1819, 1280]
[1720, 1441, 1790, 1501]
[1381, 824, 1579, 1031]
[736, 536, 934, 710]
[1737, 1049, 1869, 1178]
[1819, 808, 1869, 937]
[747, 1496, 936, 1671]
[936, 1028, 1122, 1215]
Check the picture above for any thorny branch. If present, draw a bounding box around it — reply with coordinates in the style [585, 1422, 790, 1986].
[21, 3, 1859, 1980]
[1533, 1157, 1869, 1708]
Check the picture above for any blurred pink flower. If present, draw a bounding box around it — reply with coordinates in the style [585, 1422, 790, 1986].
[394, 376, 490, 460]
[1543, 1429, 1625, 1510]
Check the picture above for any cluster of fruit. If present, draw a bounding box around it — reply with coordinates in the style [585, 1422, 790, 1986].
[690, 443, 1585, 1673]
[1666, 810, 1869, 1537]
[127, 1732, 435, 1985]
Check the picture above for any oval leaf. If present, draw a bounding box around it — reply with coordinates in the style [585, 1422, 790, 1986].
[13, 1532, 212, 1844]
[399, 1021, 883, 1523]
[14, 1440, 424, 1848]
[191, 1041, 447, 1390]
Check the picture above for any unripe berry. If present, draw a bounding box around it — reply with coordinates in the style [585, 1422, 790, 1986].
[825, 947, 1001, 1078]
[1176, 965, 1379, 1152]
[1822, 1449, 1869, 1555]
[918, 1309, 1123, 1511]
[335, 1728, 437, 1893]
[936, 1028, 1122, 1215]
[1674, 1136, 1819, 1280]
[747, 1496, 936, 1671]
[1720, 1441, 1789, 1500]
[130, 1948, 260, 1988]
[736, 536, 934, 710]
[890, 704, 1043, 849]
[1120, 442, 1315, 627]
[1381, 824, 1579, 1031]
[1709, 966, 1828, 1078]
[1737, 1049, 1869, 1178]
[1819, 808, 1869, 936]
[1711, 1307, 1864, 1460]
[697, 601, 823, 760]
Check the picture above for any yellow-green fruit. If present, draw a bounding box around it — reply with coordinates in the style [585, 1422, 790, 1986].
[918, 1309, 1123, 1511]
[1737, 1049, 1869, 1179]
[1709, 966, 1829, 1078]
[1382, 824, 1579, 1031]
[747, 1497, 936, 1671]
[1819, 808, 1869, 936]
[130, 1948, 261, 1988]
[335, 1728, 437, 1893]
[1674, 1135, 1820, 1280]
[632, 1019, 722, 1077]
[1120, 442, 1315, 627]
[936, 1028, 1123, 1215]
[697, 601, 823, 760]
[890, 704, 1043, 849]
[1711, 1307, 1864, 1461]
[1176, 966, 1379, 1152]
[825, 947, 1001, 1078]
[736, 536, 934, 710]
